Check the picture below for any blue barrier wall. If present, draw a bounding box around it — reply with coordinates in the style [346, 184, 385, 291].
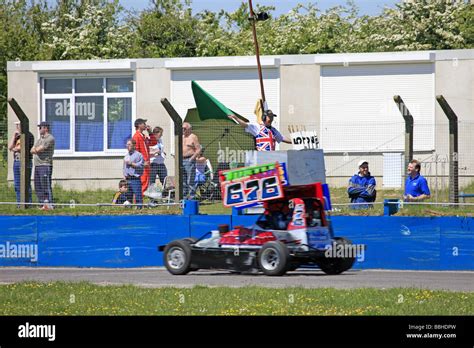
[0, 215, 473, 270]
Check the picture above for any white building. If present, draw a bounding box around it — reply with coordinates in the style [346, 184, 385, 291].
[7, 49, 474, 190]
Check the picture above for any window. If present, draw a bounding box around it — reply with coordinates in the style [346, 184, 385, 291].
[41, 77, 135, 155]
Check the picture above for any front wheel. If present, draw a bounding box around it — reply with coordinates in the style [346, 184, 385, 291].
[163, 240, 193, 275]
[258, 241, 289, 276]
[318, 237, 356, 275]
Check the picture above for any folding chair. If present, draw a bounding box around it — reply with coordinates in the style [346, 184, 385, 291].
[162, 176, 176, 205]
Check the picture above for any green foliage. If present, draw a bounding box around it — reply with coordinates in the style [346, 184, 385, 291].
[41, 0, 132, 60]
[129, 0, 199, 58]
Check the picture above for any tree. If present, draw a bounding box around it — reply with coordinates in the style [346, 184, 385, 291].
[0, 0, 51, 162]
[365, 0, 468, 51]
[129, 0, 199, 58]
[41, 0, 133, 60]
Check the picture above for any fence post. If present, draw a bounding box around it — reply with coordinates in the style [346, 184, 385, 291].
[7, 98, 31, 209]
[161, 98, 183, 202]
[436, 95, 459, 205]
[393, 95, 413, 189]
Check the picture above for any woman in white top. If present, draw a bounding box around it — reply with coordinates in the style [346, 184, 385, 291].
[149, 127, 168, 185]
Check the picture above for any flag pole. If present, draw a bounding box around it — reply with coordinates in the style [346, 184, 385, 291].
[248, 0, 266, 110]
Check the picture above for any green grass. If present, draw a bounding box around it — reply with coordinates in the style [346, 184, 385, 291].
[0, 282, 472, 315]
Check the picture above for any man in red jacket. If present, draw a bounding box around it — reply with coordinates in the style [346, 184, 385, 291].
[132, 118, 150, 195]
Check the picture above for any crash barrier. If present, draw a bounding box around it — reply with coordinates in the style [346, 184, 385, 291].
[0, 213, 473, 270]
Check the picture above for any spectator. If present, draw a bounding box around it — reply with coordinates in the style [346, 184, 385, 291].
[132, 118, 150, 195]
[182, 122, 201, 199]
[347, 160, 377, 209]
[404, 159, 431, 202]
[112, 179, 131, 206]
[228, 110, 291, 151]
[31, 122, 55, 210]
[123, 139, 144, 208]
[149, 126, 167, 186]
[8, 121, 34, 207]
[145, 124, 157, 147]
[195, 155, 208, 186]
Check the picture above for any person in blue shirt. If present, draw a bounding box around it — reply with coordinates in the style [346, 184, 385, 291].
[347, 160, 377, 209]
[404, 159, 431, 202]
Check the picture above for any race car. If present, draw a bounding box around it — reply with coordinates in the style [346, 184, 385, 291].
[160, 183, 359, 276]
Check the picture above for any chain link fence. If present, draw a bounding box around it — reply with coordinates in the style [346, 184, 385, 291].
[2, 106, 474, 214]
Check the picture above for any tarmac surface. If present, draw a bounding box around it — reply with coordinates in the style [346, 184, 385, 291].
[0, 268, 473, 291]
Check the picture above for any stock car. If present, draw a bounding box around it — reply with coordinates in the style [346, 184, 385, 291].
[160, 183, 359, 276]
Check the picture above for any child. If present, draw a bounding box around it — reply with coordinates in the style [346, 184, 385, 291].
[195, 155, 208, 185]
[113, 179, 131, 205]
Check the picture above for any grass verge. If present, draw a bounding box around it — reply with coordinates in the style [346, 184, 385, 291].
[0, 282, 472, 315]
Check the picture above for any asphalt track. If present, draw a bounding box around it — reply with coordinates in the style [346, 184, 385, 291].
[0, 268, 473, 291]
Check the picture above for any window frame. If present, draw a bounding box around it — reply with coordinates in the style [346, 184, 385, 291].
[40, 74, 136, 157]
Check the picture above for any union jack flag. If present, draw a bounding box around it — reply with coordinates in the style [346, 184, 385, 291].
[255, 126, 275, 151]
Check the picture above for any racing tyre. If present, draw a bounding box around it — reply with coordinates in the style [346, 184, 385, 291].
[258, 241, 289, 276]
[164, 239, 193, 275]
[318, 237, 356, 275]
[182, 238, 199, 272]
[182, 237, 198, 245]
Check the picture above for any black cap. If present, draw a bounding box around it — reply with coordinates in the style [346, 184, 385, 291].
[265, 110, 277, 117]
[38, 121, 50, 128]
[134, 118, 147, 128]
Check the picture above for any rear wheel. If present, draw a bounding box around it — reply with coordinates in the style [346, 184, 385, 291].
[163, 240, 193, 275]
[318, 237, 356, 275]
[258, 241, 289, 276]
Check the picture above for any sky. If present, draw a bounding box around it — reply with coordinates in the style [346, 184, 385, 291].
[119, 0, 401, 16]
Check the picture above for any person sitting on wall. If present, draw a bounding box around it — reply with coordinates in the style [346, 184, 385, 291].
[404, 159, 431, 202]
[347, 160, 377, 209]
[112, 179, 131, 206]
[228, 110, 291, 151]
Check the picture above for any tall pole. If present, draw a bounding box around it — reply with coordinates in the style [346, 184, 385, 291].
[248, 0, 266, 108]
[393, 95, 414, 189]
[161, 98, 183, 202]
[436, 95, 459, 205]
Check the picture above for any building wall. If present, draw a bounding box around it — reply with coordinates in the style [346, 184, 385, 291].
[6, 50, 474, 193]
[135, 66, 174, 176]
[279, 64, 320, 151]
[7, 70, 39, 182]
[435, 57, 474, 190]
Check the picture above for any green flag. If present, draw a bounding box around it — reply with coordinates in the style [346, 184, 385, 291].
[191, 81, 249, 122]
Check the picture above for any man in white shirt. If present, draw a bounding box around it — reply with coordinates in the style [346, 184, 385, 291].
[228, 110, 291, 151]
